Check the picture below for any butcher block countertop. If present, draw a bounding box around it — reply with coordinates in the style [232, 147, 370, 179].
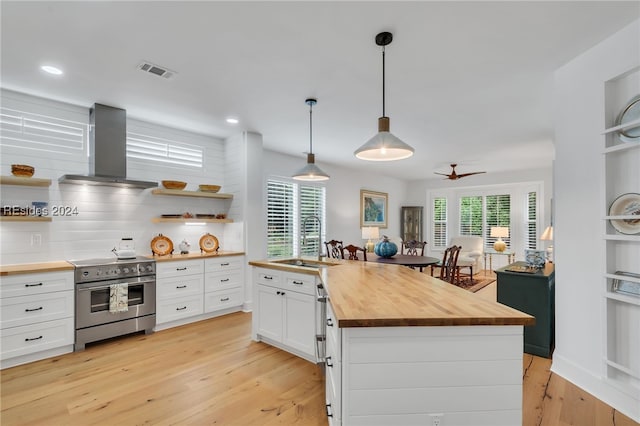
[148, 250, 245, 262]
[0, 261, 74, 276]
[250, 258, 534, 328]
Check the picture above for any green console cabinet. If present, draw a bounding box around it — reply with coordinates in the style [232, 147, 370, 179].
[496, 262, 555, 358]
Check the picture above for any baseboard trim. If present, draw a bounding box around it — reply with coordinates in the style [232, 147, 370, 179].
[552, 352, 640, 422]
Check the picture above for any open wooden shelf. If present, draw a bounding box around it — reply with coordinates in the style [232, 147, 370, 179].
[151, 217, 233, 224]
[151, 189, 233, 199]
[0, 216, 52, 222]
[0, 176, 52, 187]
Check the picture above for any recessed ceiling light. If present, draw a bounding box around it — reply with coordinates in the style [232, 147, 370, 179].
[226, 117, 239, 124]
[41, 65, 63, 75]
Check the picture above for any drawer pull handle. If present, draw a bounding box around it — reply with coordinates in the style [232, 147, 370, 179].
[25, 307, 43, 312]
[326, 404, 333, 417]
[276, 291, 286, 296]
[176, 306, 187, 311]
[327, 318, 334, 327]
[264, 275, 273, 280]
[220, 297, 230, 302]
[221, 262, 229, 266]
[25, 336, 43, 342]
[176, 285, 187, 289]
[176, 267, 187, 271]
[292, 280, 304, 285]
[326, 356, 333, 367]
[220, 278, 230, 282]
[25, 282, 43, 287]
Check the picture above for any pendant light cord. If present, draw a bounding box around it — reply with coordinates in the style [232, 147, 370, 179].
[309, 101, 313, 154]
[382, 45, 386, 118]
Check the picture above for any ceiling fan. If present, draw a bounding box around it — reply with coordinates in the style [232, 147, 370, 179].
[435, 163, 486, 180]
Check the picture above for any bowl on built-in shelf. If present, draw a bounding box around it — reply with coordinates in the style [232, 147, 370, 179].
[162, 180, 187, 190]
[11, 164, 35, 177]
[199, 184, 221, 193]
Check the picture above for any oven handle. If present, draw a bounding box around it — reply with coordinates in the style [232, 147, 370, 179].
[77, 280, 155, 292]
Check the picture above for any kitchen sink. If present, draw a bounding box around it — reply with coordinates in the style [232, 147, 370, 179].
[272, 259, 335, 268]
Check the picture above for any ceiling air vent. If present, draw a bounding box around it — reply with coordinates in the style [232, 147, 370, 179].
[137, 61, 176, 79]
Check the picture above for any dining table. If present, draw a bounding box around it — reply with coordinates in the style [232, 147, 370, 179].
[370, 253, 440, 272]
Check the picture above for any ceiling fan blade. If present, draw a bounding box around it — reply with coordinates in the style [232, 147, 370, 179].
[456, 171, 486, 178]
[434, 172, 450, 176]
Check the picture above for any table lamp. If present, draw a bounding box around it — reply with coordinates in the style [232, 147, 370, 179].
[540, 225, 554, 263]
[362, 226, 379, 252]
[490, 226, 509, 252]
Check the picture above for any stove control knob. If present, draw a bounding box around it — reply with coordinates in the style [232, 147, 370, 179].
[96, 270, 101, 276]
[147, 265, 154, 272]
[123, 267, 130, 274]
[115, 268, 121, 275]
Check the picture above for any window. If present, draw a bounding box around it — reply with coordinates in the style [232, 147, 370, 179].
[525, 191, 537, 249]
[0, 107, 86, 155]
[127, 132, 203, 168]
[267, 178, 326, 258]
[485, 194, 511, 250]
[432, 197, 448, 248]
[459, 196, 483, 236]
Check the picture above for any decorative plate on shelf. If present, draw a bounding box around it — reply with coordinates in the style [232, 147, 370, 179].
[151, 234, 174, 256]
[609, 193, 640, 235]
[616, 95, 640, 143]
[199, 233, 219, 253]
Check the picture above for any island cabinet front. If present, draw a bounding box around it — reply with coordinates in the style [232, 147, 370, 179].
[325, 312, 524, 426]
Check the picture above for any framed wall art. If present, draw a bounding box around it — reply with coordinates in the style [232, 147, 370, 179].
[360, 189, 388, 228]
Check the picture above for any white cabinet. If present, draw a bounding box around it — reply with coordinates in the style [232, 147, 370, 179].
[155, 255, 245, 329]
[325, 303, 342, 425]
[156, 259, 204, 324]
[252, 267, 318, 363]
[204, 257, 243, 313]
[0, 270, 74, 368]
[601, 69, 640, 396]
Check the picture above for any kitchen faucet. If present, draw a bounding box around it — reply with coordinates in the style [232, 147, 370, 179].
[302, 215, 322, 261]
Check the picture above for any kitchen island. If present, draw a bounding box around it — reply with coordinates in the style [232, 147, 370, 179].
[249, 258, 534, 426]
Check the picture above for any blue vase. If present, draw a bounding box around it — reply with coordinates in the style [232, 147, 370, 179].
[374, 237, 397, 258]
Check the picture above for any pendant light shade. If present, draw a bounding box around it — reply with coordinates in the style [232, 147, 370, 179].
[293, 98, 330, 181]
[355, 32, 414, 161]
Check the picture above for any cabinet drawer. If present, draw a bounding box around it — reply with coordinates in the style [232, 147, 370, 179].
[284, 273, 316, 296]
[1, 291, 74, 329]
[255, 268, 281, 286]
[1, 317, 74, 360]
[157, 275, 204, 299]
[204, 288, 243, 313]
[325, 365, 341, 425]
[205, 257, 243, 273]
[326, 303, 340, 361]
[205, 271, 242, 292]
[325, 356, 342, 421]
[0, 271, 73, 298]
[155, 260, 204, 278]
[156, 296, 203, 324]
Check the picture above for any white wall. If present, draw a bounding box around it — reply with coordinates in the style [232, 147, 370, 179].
[262, 150, 408, 253]
[0, 90, 239, 264]
[553, 19, 639, 421]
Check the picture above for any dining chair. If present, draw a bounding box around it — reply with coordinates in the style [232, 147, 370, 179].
[437, 245, 461, 284]
[401, 239, 428, 271]
[343, 244, 367, 261]
[324, 240, 344, 259]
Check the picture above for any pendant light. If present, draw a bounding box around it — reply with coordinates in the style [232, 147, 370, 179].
[292, 98, 330, 181]
[354, 32, 414, 161]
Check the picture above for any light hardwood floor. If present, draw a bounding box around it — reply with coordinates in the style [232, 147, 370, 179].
[1, 304, 638, 425]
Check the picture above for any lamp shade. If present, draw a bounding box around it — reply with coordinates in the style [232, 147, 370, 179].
[292, 153, 330, 181]
[490, 227, 509, 238]
[355, 118, 414, 161]
[362, 226, 380, 240]
[540, 226, 553, 240]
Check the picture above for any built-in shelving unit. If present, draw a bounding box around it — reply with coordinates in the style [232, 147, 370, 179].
[601, 70, 640, 395]
[0, 176, 52, 187]
[151, 188, 233, 199]
[151, 217, 233, 224]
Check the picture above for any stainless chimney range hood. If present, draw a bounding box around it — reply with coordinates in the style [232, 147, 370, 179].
[59, 103, 157, 189]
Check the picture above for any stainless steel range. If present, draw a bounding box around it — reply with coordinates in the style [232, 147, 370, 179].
[69, 257, 156, 351]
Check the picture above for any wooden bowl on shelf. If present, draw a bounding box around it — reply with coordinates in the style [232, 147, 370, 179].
[162, 180, 187, 190]
[199, 184, 221, 193]
[11, 164, 35, 178]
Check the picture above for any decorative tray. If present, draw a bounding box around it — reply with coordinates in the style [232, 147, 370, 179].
[199, 233, 219, 253]
[609, 193, 640, 235]
[151, 234, 174, 256]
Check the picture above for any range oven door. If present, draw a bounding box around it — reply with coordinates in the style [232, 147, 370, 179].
[75, 275, 156, 330]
